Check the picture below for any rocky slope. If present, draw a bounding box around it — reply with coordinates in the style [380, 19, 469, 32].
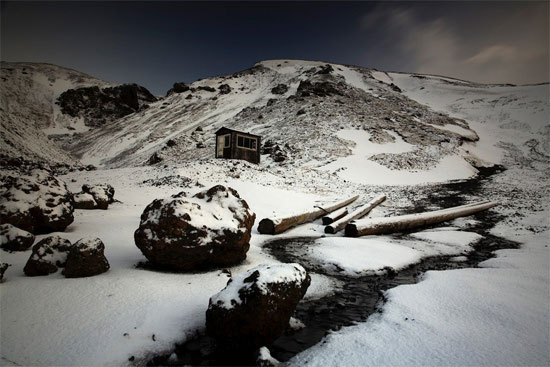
[0, 62, 155, 164]
[66, 60, 480, 173]
[3, 59, 546, 180]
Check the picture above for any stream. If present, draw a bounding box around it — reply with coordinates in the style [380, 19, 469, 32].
[146, 165, 521, 366]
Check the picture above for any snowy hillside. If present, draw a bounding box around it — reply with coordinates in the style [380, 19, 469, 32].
[1, 60, 548, 367]
[70, 60, 481, 180]
[0, 62, 110, 163]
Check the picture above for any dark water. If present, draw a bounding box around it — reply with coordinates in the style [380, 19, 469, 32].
[145, 165, 520, 366]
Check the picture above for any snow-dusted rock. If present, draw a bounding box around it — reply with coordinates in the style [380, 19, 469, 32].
[206, 263, 310, 350]
[73, 192, 98, 209]
[81, 183, 115, 209]
[63, 238, 109, 278]
[0, 170, 74, 234]
[134, 185, 255, 271]
[0, 263, 10, 282]
[0, 223, 35, 251]
[256, 346, 280, 367]
[23, 236, 72, 276]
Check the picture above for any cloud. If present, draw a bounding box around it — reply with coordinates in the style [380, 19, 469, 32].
[465, 45, 517, 66]
[360, 3, 549, 84]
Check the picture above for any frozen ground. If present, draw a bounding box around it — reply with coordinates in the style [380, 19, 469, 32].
[1, 68, 548, 366]
[288, 75, 549, 365]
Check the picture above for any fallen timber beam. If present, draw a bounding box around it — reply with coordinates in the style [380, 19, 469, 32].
[345, 200, 498, 237]
[325, 194, 386, 234]
[258, 195, 359, 235]
[322, 207, 349, 225]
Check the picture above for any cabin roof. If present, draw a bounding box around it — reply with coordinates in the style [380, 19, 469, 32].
[215, 127, 261, 139]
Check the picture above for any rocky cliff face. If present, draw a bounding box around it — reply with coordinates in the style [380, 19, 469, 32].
[57, 84, 157, 127]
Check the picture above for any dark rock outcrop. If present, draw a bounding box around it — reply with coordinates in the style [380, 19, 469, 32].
[271, 84, 289, 95]
[147, 152, 163, 165]
[0, 223, 35, 251]
[63, 238, 110, 278]
[316, 64, 334, 75]
[297, 80, 343, 97]
[198, 86, 216, 92]
[261, 140, 291, 163]
[218, 84, 232, 94]
[23, 236, 72, 276]
[0, 170, 74, 234]
[166, 82, 190, 95]
[57, 83, 157, 127]
[206, 263, 310, 350]
[134, 185, 255, 271]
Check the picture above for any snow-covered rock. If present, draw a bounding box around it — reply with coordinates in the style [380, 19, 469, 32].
[73, 192, 98, 209]
[134, 185, 255, 271]
[23, 236, 72, 276]
[0, 223, 35, 251]
[63, 237, 109, 278]
[256, 346, 280, 367]
[0, 169, 74, 234]
[206, 263, 310, 350]
[73, 183, 115, 210]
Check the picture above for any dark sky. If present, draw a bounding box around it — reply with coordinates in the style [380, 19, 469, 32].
[1, 1, 548, 95]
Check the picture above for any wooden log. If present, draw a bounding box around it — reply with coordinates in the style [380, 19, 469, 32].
[258, 195, 359, 235]
[322, 207, 349, 225]
[345, 200, 498, 237]
[325, 194, 386, 234]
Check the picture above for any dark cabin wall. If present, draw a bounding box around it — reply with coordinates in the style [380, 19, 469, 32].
[231, 133, 261, 164]
[215, 129, 260, 164]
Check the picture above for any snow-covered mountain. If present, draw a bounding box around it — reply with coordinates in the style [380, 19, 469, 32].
[0, 62, 111, 163]
[68, 60, 482, 173]
[0, 62, 156, 165]
[2, 59, 548, 185]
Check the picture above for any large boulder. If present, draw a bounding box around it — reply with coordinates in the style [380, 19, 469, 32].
[0, 223, 35, 251]
[0, 170, 74, 234]
[23, 236, 72, 276]
[73, 184, 115, 210]
[63, 238, 110, 278]
[134, 185, 255, 271]
[206, 263, 310, 350]
[73, 192, 97, 210]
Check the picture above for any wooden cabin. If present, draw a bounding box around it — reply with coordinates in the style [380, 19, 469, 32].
[215, 127, 261, 164]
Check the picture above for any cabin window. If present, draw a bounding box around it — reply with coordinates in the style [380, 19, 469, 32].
[237, 134, 257, 150]
[224, 135, 230, 147]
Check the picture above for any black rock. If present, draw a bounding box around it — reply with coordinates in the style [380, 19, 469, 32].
[218, 84, 232, 94]
[167, 82, 190, 95]
[0, 223, 35, 251]
[271, 84, 289, 95]
[63, 238, 110, 278]
[57, 84, 157, 127]
[206, 263, 310, 350]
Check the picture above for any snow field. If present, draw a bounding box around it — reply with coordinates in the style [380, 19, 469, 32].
[319, 129, 477, 185]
